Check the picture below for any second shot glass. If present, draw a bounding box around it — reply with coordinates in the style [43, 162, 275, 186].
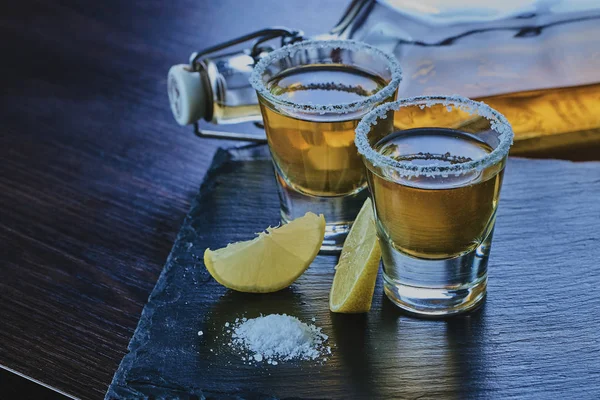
[355, 95, 514, 316]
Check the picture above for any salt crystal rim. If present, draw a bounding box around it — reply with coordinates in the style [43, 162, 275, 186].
[249, 39, 403, 114]
[354, 95, 514, 177]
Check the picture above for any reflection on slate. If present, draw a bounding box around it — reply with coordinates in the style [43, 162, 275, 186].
[106, 145, 600, 399]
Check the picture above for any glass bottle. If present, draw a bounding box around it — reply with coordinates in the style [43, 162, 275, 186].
[168, 0, 600, 158]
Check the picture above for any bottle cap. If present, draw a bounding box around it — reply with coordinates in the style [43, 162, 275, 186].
[167, 64, 207, 125]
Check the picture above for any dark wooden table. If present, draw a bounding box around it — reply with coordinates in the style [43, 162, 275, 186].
[3, 1, 600, 399]
[0, 1, 347, 398]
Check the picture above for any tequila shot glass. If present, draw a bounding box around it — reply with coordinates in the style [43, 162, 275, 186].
[250, 40, 402, 251]
[355, 95, 513, 316]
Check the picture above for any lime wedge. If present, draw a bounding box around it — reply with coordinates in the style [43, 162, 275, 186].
[204, 213, 325, 293]
[330, 198, 381, 313]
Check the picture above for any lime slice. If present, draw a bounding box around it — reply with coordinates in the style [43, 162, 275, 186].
[329, 198, 381, 313]
[204, 212, 325, 293]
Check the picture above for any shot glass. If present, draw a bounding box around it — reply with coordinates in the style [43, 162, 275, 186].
[355, 95, 514, 316]
[250, 40, 402, 251]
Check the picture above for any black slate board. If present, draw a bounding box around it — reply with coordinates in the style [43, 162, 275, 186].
[106, 145, 600, 400]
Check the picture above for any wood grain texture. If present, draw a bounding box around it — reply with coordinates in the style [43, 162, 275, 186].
[0, 1, 346, 399]
[107, 145, 600, 399]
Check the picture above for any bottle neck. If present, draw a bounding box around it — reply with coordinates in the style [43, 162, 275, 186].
[199, 53, 262, 125]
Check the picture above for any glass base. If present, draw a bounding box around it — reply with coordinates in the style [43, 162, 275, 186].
[276, 171, 368, 253]
[380, 234, 492, 317]
[383, 273, 487, 317]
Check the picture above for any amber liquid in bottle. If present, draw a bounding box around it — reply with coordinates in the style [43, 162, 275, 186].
[391, 83, 600, 158]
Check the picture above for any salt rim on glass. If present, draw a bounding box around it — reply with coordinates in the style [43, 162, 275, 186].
[249, 39, 403, 115]
[354, 95, 514, 178]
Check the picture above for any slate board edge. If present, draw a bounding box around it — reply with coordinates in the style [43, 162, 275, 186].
[104, 144, 264, 400]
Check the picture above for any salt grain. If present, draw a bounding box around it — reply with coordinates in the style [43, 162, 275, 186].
[228, 314, 329, 364]
[197, 330, 203, 336]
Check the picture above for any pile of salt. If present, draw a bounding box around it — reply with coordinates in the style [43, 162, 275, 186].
[228, 314, 330, 364]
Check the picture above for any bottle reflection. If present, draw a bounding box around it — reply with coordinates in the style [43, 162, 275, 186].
[377, 297, 488, 398]
[330, 291, 488, 398]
